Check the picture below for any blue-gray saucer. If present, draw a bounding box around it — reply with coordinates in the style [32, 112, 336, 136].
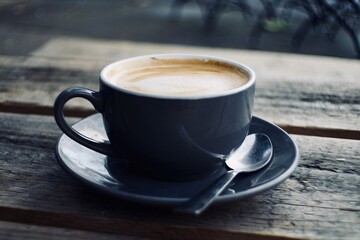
[55, 114, 299, 207]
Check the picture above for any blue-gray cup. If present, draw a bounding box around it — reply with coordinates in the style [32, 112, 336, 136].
[54, 54, 255, 180]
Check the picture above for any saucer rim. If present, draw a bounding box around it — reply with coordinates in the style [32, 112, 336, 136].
[55, 114, 299, 205]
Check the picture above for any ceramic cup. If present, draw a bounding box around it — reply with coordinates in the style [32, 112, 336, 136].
[54, 54, 255, 180]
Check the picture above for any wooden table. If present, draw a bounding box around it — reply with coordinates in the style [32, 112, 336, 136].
[0, 37, 359, 240]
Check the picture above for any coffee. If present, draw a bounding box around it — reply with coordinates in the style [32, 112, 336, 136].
[105, 58, 248, 97]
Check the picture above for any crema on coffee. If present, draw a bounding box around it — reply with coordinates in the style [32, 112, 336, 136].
[105, 58, 249, 97]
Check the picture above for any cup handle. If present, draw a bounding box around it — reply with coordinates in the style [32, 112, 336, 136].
[54, 87, 113, 156]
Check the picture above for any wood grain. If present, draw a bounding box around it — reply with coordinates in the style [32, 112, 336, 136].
[0, 37, 359, 138]
[0, 221, 149, 240]
[0, 64, 359, 138]
[0, 112, 358, 240]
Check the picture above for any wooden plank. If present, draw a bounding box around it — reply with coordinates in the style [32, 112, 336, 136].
[0, 221, 149, 240]
[0, 37, 359, 138]
[0, 112, 358, 240]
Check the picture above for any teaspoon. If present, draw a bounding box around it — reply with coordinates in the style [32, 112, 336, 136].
[174, 133, 273, 215]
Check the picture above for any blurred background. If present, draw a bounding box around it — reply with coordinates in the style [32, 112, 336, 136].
[0, 0, 359, 59]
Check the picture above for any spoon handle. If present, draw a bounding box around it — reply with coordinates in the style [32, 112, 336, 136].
[174, 170, 239, 215]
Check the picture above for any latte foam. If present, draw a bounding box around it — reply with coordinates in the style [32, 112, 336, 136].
[105, 58, 249, 97]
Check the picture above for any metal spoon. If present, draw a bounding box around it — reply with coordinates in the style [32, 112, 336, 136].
[174, 133, 273, 215]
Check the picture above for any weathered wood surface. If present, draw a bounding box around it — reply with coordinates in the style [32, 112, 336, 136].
[0, 37, 359, 239]
[0, 37, 359, 139]
[0, 221, 149, 240]
[0, 112, 359, 240]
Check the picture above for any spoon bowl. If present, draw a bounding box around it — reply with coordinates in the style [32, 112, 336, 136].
[226, 133, 273, 172]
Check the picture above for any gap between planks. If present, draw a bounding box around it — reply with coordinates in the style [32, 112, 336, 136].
[0, 102, 358, 140]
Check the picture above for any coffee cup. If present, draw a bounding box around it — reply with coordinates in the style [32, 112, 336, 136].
[54, 54, 255, 180]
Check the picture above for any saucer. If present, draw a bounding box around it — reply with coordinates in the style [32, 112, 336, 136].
[55, 114, 299, 207]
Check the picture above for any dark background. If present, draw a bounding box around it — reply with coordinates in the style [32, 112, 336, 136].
[0, 0, 359, 59]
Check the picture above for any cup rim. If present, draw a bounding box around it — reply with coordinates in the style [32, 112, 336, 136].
[100, 53, 256, 100]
